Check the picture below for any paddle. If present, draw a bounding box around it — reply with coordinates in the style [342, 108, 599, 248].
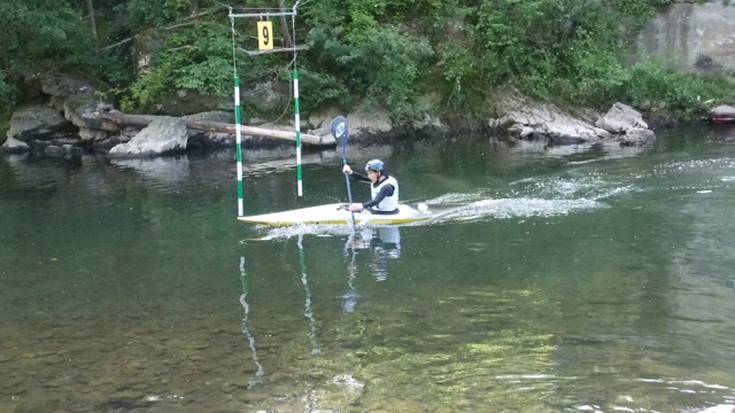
[330, 116, 356, 230]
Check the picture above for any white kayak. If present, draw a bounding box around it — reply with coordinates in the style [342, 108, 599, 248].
[238, 203, 433, 227]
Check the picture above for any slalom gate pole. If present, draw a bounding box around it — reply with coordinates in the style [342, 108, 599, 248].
[234, 76, 245, 217]
[293, 70, 303, 197]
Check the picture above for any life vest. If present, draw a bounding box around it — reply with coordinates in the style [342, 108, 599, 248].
[370, 175, 399, 211]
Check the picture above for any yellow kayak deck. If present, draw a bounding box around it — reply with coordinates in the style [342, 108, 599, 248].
[238, 203, 433, 227]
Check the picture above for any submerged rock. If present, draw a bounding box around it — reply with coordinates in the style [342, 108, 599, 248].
[43, 145, 65, 158]
[617, 127, 656, 146]
[1, 136, 29, 153]
[331, 374, 365, 392]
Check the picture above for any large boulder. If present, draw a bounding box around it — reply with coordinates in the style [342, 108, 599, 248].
[709, 105, 735, 123]
[241, 81, 288, 113]
[7, 106, 72, 141]
[150, 81, 286, 116]
[30, 72, 117, 144]
[308, 107, 393, 141]
[710, 105, 735, 118]
[64, 99, 118, 139]
[40, 72, 96, 104]
[487, 89, 656, 147]
[109, 118, 188, 157]
[596, 102, 649, 133]
[488, 89, 611, 144]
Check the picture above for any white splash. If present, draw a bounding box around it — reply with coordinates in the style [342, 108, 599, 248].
[432, 197, 603, 223]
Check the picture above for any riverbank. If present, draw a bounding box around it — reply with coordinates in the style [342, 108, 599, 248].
[2, 71, 704, 159]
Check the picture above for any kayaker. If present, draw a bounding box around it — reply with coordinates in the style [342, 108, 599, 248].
[342, 159, 399, 214]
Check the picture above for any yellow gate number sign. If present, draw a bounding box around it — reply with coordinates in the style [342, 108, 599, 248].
[257, 21, 274, 50]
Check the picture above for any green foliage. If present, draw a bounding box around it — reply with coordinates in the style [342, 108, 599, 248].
[348, 27, 433, 122]
[117, 0, 193, 33]
[0, 0, 89, 69]
[122, 23, 233, 111]
[122, 60, 173, 111]
[0, 71, 15, 113]
[295, 69, 349, 112]
[618, 62, 734, 118]
[466, 0, 729, 120]
[475, 0, 621, 96]
[1, 0, 729, 124]
[0, 0, 131, 103]
[441, 46, 482, 108]
[305, 0, 434, 122]
[562, 41, 629, 105]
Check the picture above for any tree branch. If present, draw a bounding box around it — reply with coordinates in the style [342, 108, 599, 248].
[101, 6, 224, 52]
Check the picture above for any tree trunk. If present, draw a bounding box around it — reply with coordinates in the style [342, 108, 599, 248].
[98, 110, 335, 146]
[86, 0, 99, 54]
[278, 0, 293, 49]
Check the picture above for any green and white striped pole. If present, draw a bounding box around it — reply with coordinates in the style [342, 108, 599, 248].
[234, 76, 245, 217]
[293, 70, 303, 197]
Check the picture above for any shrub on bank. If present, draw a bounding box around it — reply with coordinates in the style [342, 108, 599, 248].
[1, 0, 732, 125]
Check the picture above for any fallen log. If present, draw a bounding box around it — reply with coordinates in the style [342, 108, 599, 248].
[98, 110, 335, 146]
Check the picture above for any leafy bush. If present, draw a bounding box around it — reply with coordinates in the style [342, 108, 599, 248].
[0, 0, 90, 69]
[618, 62, 734, 118]
[475, 0, 623, 99]
[0, 0, 130, 103]
[122, 23, 234, 111]
[294, 68, 350, 113]
[1, 0, 728, 124]
[305, 1, 434, 122]
[0, 71, 15, 113]
[346, 27, 433, 122]
[117, 0, 193, 33]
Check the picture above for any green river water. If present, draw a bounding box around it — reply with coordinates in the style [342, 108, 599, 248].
[1, 126, 734, 413]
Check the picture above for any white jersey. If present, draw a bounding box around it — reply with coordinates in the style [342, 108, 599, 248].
[370, 175, 399, 211]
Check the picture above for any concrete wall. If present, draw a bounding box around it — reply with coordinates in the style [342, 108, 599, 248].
[636, 2, 735, 73]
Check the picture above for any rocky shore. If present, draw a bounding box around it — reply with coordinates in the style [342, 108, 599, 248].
[3, 72, 733, 159]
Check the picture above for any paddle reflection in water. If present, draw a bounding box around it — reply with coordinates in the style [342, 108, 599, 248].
[342, 233, 360, 313]
[297, 234, 321, 356]
[238, 256, 264, 387]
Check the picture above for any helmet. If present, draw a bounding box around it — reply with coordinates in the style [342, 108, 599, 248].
[365, 159, 384, 172]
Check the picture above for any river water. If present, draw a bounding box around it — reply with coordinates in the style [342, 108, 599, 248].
[1, 126, 734, 413]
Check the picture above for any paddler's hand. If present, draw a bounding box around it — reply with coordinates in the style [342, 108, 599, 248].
[342, 164, 353, 175]
[347, 203, 363, 212]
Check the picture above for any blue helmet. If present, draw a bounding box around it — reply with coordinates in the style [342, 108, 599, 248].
[365, 159, 385, 172]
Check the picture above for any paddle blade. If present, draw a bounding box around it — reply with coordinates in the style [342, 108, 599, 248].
[330, 116, 349, 148]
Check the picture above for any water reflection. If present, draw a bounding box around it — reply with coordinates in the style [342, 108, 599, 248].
[341, 227, 402, 314]
[297, 234, 321, 356]
[110, 156, 191, 187]
[346, 227, 401, 282]
[238, 257, 264, 387]
[342, 234, 359, 314]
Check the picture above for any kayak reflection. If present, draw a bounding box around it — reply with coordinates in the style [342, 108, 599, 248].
[342, 227, 402, 313]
